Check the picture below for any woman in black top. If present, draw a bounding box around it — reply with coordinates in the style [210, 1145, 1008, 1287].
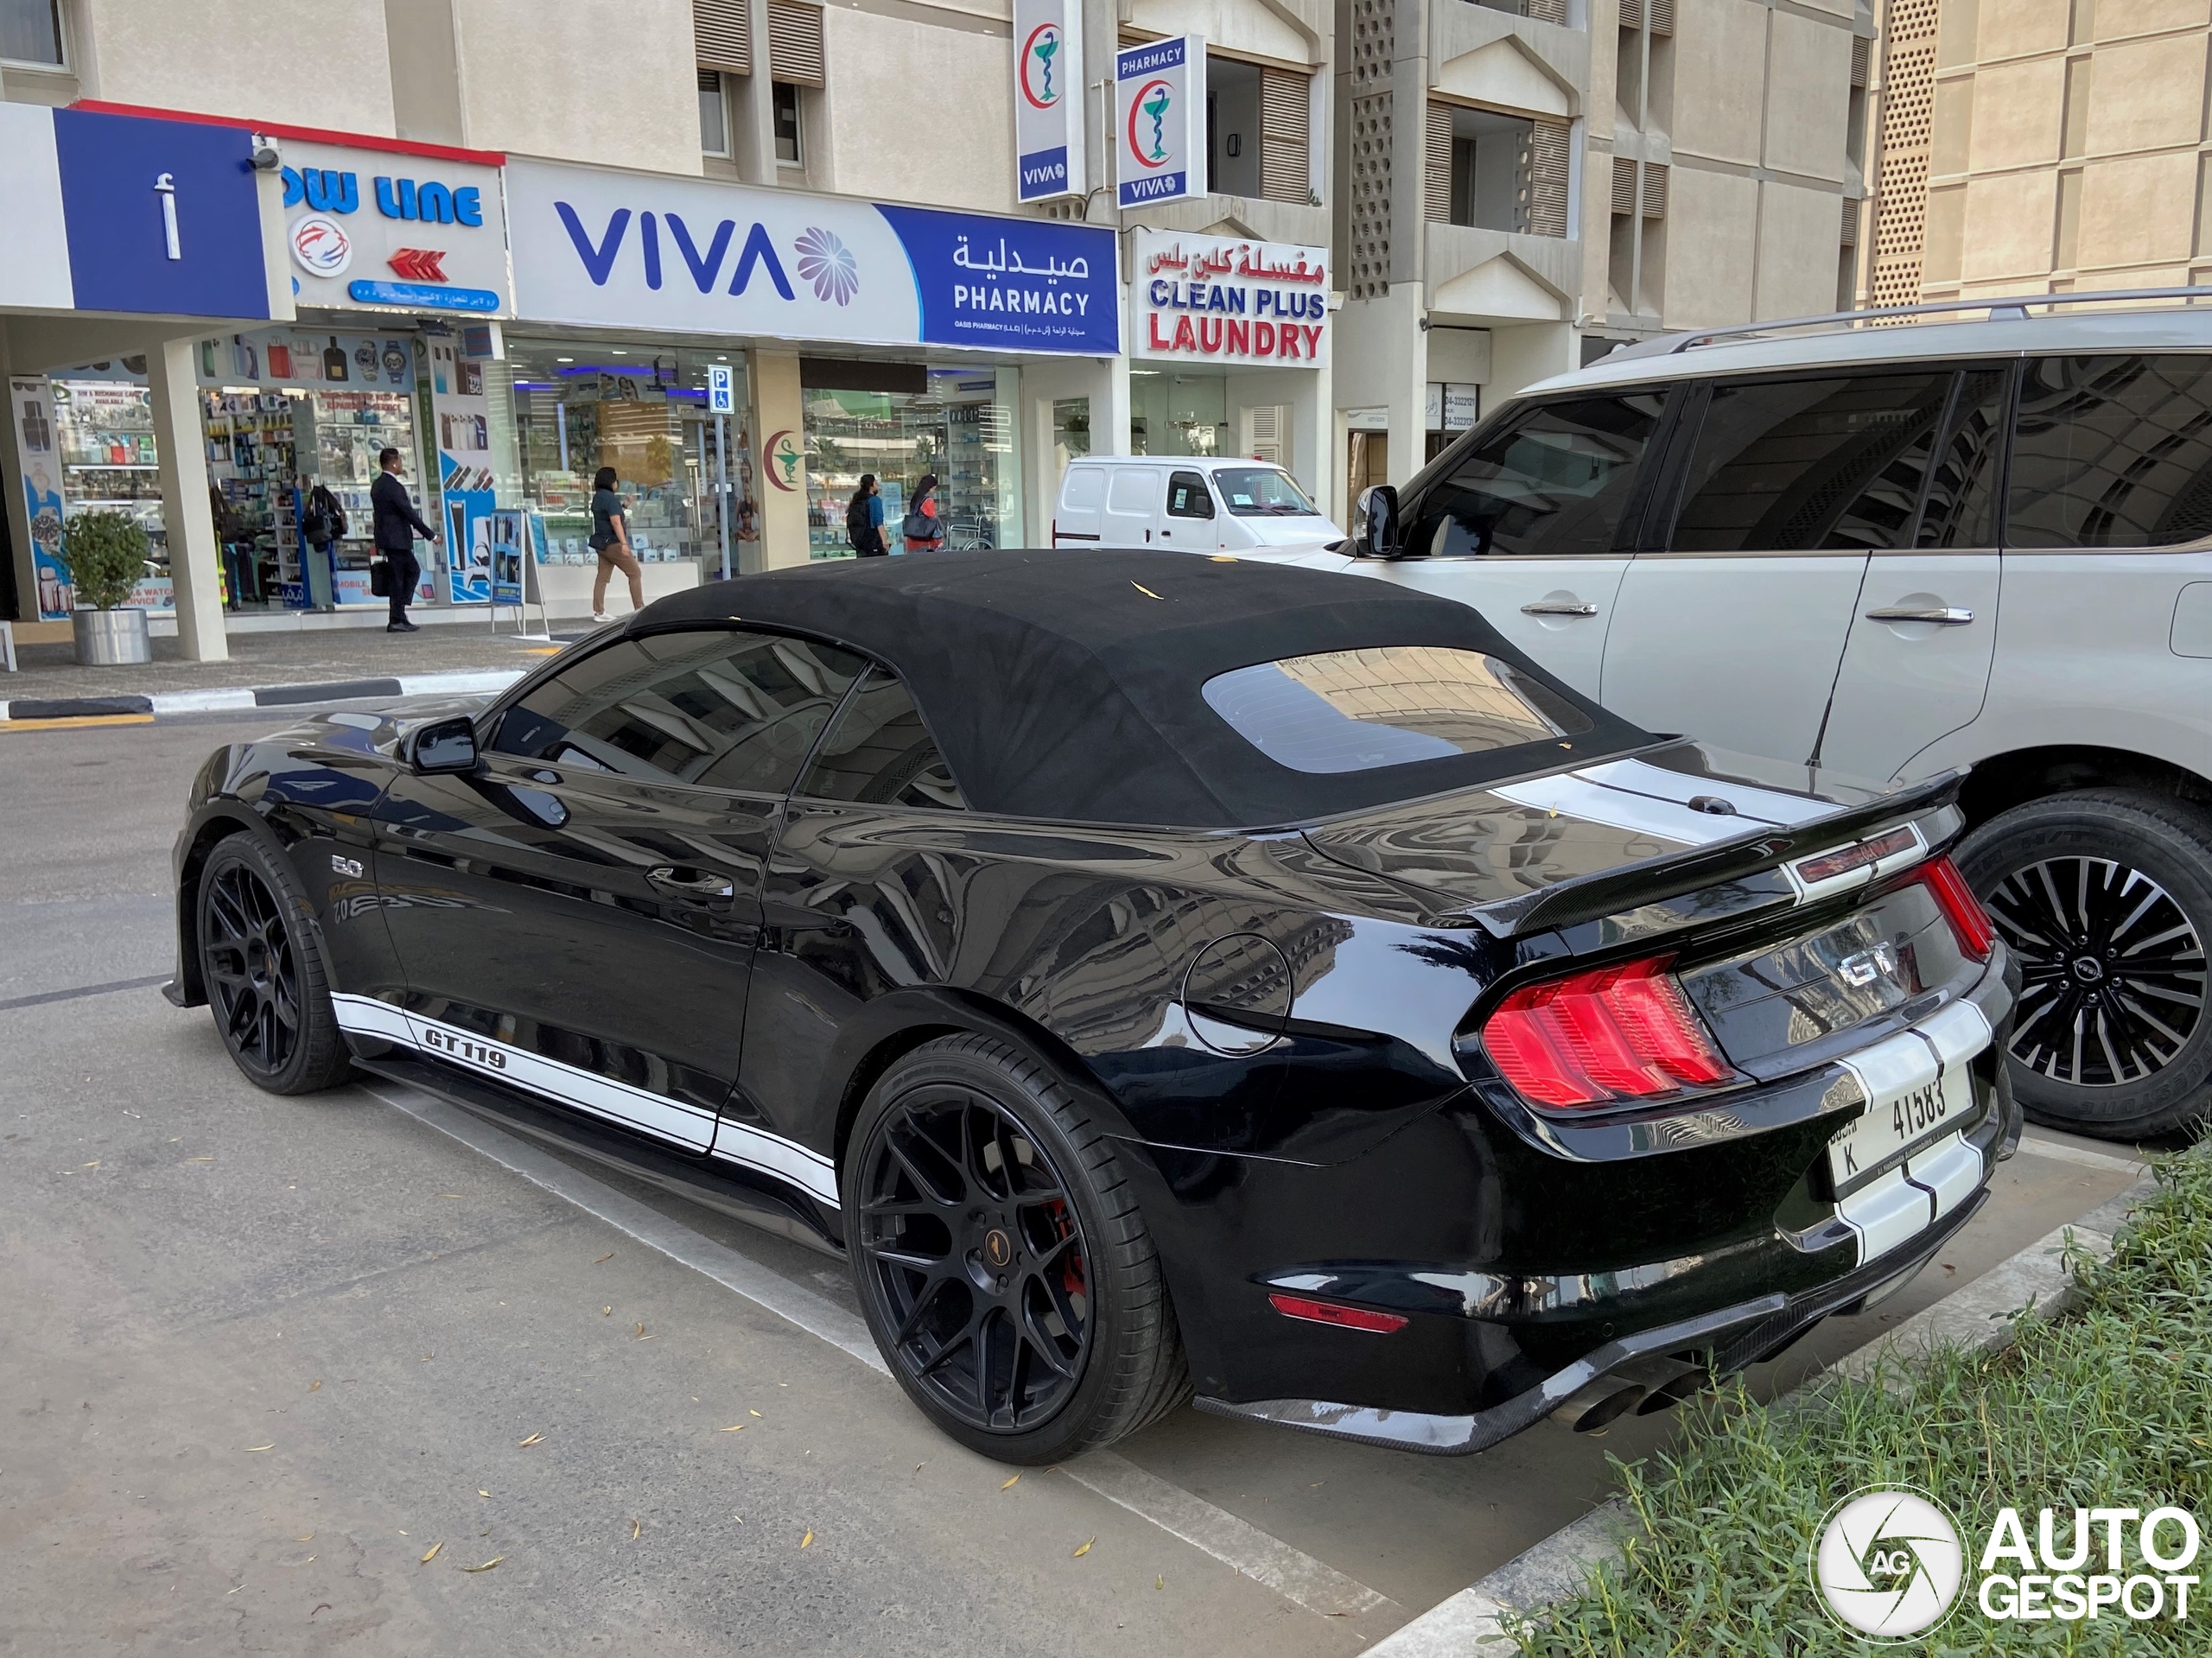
[589, 466, 645, 623]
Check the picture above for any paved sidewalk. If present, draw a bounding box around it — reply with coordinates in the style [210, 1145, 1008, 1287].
[1, 622, 589, 703]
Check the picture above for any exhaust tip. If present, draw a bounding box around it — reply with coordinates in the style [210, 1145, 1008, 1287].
[1566, 1383, 1647, 1433]
[1634, 1368, 1712, 1414]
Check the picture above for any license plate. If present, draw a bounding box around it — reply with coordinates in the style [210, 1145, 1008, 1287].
[1829, 1062, 1978, 1194]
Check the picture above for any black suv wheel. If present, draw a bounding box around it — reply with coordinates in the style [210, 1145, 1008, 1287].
[845, 1033, 1189, 1462]
[1957, 791, 2212, 1139]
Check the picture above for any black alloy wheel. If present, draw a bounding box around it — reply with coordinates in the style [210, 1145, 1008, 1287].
[846, 1033, 1189, 1462]
[197, 835, 352, 1096]
[1958, 791, 2212, 1138]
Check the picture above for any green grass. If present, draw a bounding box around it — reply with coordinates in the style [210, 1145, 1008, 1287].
[1520, 1144, 2212, 1656]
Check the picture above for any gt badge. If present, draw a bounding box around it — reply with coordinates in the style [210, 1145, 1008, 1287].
[331, 854, 365, 879]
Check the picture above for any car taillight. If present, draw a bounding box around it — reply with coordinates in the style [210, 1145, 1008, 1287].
[1481, 956, 1738, 1111]
[1267, 1293, 1408, 1334]
[1917, 853, 1995, 960]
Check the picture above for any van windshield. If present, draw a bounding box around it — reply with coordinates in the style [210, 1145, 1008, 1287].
[1213, 467, 1319, 517]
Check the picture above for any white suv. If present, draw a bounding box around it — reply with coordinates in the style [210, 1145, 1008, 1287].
[1332, 299, 2212, 1140]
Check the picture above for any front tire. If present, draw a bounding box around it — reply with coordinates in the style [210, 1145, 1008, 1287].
[1956, 791, 2212, 1139]
[197, 833, 353, 1096]
[845, 1033, 1189, 1463]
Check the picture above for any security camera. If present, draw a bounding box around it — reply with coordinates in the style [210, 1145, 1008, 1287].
[250, 136, 283, 172]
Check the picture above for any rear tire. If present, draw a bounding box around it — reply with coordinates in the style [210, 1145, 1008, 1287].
[197, 833, 353, 1096]
[844, 1033, 1189, 1463]
[1956, 791, 2212, 1139]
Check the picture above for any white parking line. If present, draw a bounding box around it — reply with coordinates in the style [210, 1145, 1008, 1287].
[2012, 1132, 2148, 1177]
[360, 1078, 1398, 1623]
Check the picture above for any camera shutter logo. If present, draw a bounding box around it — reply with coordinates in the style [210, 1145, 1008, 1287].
[1814, 1486, 1967, 1641]
[290, 213, 354, 277]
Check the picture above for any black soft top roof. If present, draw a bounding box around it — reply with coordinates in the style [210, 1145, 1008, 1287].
[640, 549, 1653, 829]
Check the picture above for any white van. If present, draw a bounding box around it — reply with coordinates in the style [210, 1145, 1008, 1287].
[1052, 456, 1344, 555]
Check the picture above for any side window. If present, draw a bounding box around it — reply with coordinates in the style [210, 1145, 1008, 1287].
[1166, 470, 1216, 518]
[1916, 368, 2010, 549]
[1406, 391, 1667, 559]
[1665, 372, 1955, 553]
[798, 668, 966, 810]
[2009, 355, 2212, 548]
[1061, 467, 1105, 511]
[489, 629, 864, 794]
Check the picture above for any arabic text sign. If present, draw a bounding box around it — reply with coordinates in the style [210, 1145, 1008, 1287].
[506, 159, 1118, 356]
[1116, 35, 1205, 209]
[1014, 0, 1084, 202]
[1130, 230, 1329, 369]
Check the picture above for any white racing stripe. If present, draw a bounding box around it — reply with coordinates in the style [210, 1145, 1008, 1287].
[353, 1077, 1399, 1623]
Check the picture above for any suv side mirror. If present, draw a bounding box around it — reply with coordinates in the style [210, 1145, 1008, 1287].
[1354, 484, 1401, 559]
[407, 715, 480, 776]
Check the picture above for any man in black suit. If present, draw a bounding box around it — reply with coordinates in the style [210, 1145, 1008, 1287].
[371, 447, 440, 632]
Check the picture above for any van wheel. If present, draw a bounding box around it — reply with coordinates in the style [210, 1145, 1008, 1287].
[1956, 791, 2212, 1139]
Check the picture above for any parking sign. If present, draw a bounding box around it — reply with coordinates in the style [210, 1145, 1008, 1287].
[708, 362, 735, 413]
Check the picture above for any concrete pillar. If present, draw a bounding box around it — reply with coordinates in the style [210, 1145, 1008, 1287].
[1488, 321, 1577, 403]
[728, 0, 780, 186]
[147, 335, 227, 662]
[0, 329, 36, 623]
[747, 347, 809, 570]
[1020, 354, 1127, 546]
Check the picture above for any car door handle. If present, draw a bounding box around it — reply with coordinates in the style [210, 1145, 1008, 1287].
[1865, 606, 1975, 626]
[1520, 600, 1599, 617]
[646, 866, 734, 901]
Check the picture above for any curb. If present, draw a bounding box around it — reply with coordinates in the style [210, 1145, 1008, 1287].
[1363, 1170, 2164, 1656]
[0, 667, 524, 723]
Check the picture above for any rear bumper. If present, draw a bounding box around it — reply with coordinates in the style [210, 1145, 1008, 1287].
[1197, 1171, 1994, 1456]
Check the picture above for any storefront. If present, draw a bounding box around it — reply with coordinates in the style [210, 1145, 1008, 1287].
[1127, 229, 1332, 507]
[501, 156, 1119, 575]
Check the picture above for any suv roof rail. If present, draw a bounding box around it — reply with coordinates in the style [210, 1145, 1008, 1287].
[1600, 285, 2212, 365]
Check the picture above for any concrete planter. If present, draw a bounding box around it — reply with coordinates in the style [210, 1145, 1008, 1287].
[72, 607, 152, 666]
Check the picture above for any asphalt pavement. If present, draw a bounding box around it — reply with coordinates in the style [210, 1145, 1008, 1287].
[0, 707, 2149, 1655]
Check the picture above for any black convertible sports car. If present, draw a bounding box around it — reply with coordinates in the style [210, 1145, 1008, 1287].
[169, 549, 2018, 1464]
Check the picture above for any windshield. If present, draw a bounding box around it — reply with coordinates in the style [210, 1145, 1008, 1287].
[1212, 467, 1320, 517]
[1202, 645, 1593, 774]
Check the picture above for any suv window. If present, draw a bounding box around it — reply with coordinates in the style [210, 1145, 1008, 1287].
[798, 668, 966, 810]
[490, 629, 864, 794]
[1916, 367, 2009, 549]
[1666, 372, 1955, 552]
[1166, 471, 1215, 518]
[1407, 391, 1667, 558]
[2009, 354, 2212, 548]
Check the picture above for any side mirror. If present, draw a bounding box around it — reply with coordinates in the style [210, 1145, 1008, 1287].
[407, 715, 480, 776]
[1355, 484, 1401, 559]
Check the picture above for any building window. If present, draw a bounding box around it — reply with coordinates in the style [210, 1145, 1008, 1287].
[698, 69, 729, 157]
[772, 81, 803, 166]
[1, 0, 66, 66]
[1448, 109, 1535, 233]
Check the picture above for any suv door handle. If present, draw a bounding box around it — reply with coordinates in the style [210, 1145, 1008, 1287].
[1521, 600, 1599, 617]
[1865, 606, 1975, 626]
[646, 866, 735, 901]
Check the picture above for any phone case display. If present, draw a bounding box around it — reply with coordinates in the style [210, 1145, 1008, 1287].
[291, 390, 423, 606]
[11, 374, 73, 618]
[202, 391, 300, 607]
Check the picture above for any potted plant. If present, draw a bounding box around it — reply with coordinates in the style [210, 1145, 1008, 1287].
[57, 510, 155, 666]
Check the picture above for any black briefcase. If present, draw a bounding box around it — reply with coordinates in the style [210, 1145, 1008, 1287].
[368, 557, 392, 598]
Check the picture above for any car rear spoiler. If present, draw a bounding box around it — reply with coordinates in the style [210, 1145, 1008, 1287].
[1465, 771, 1967, 940]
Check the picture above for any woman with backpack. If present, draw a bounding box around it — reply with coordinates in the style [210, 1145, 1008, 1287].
[845, 473, 887, 557]
[902, 472, 946, 553]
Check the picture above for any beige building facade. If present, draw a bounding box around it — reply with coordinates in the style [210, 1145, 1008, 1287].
[1864, 0, 2212, 307]
[1332, 0, 1874, 510]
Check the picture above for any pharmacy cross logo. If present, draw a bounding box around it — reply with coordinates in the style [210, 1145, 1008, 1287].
[1814, 1486, 1967, 1642]
[1128, 80, 1174, 166]
[793, 226, 859, 306]
[1020, 24, 1063, 107]
[764, 429, 803, 492]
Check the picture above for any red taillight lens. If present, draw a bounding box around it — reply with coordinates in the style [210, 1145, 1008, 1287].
[1267, 1293, 1409, 1334]
[1481, 956, 1738, 1111]
[1918, 854, 1995, 960]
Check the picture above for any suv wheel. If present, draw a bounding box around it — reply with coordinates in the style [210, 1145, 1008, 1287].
[1956, 791, 2212, 1139]
[845, 1033, 1190, 1463]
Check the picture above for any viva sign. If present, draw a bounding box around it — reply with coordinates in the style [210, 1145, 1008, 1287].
[1014, 0, 1084, 203]
[506, 158, 1119, 356]
[1116, 35, 1205, 209]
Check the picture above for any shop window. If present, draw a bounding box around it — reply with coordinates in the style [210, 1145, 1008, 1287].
[698, 69, 729, 157]
[772, 82, 803, 167]
[800, 368, 1023, 558]
[1128, 372, 1226, 458]
[0, 0, 65, 66]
